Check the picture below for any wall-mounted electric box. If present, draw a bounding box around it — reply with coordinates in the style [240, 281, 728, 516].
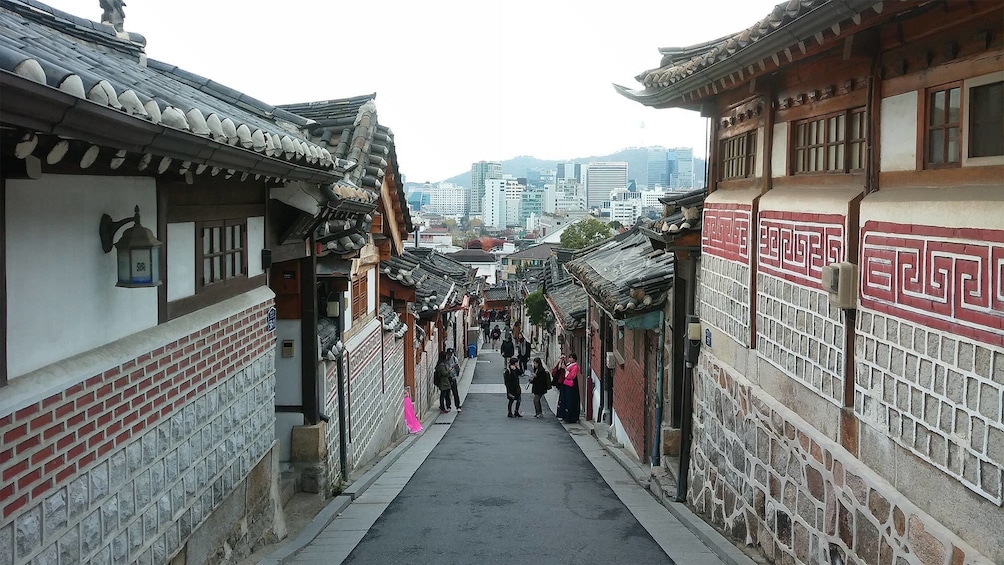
[821, 262, 857, 309]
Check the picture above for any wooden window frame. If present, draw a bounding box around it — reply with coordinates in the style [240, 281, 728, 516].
[966, 78, 1004, 160]
[791, 107, 866, 175]
[196, 219, 248, 293]
[922, 81, 963, 169]
[351, 273, 368, 322]
[719, 130, 757, 181]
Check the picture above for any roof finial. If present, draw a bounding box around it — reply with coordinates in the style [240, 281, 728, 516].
[99, 0, 125, 32]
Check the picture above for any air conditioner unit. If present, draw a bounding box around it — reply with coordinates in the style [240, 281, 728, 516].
[820, 262, 857, 309]
[605, 351, 617, 369]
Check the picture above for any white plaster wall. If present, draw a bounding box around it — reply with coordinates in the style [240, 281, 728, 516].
[758, 185, 864, 214]
[274, 319, 303, 405]
[6, 174, 157, 378]
[167, 222, 195, 301]
[772, 122, 788, 177]
[248, 216, 265, 277]
[860, 186, 1004, 228]
[755, 126, 766, 178]
[880, 92, 919, 171]
[367, 266, 376, 315]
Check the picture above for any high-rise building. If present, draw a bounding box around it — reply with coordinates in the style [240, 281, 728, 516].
[584, 162, 628, 210]
[647, 147, 669, 188]
[483, 177, 525, 228]
[667, 147, 695, 189]
[469, 161, 502, 217]
[423, 182, 467, 215]
[519, 189, 544, 226]
[556, 163, 582, 182]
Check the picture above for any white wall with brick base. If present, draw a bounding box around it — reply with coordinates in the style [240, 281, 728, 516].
[0, 288, 278, 565]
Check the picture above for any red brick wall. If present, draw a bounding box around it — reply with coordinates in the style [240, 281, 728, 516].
[0, 300, 274, 522]
[613, 329, 651, 462]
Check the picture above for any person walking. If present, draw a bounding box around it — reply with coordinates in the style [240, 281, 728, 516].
[503, 357, 523, 418]
[500, 333, 515, 361]
[436, 351, 453, 413]
[560, 353, 580, 423]
[552, 355, 567, 419]
[446, 348, 462, 412]
[529, 357, 551, 418]
[516, 335, 532, 374]
[490, 325, 501, 350]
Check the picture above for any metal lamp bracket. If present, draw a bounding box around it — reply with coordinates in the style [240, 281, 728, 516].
[99, 205, 142, 253]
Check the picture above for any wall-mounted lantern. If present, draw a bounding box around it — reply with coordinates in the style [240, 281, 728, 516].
[99, 205, 162, 288]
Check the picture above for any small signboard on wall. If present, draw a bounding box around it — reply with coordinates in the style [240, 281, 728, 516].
[266, 307, 277, 332]
[705, 328, 712, 348]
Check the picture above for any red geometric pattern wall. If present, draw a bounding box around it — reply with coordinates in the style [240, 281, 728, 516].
[703, 203, 752, 262]
[758, 211, 845, 290]
[860, 221, 1004, 347]
[0, 300, 275, 521]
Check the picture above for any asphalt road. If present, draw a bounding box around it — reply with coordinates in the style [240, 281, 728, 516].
[340, 343, 674, 565]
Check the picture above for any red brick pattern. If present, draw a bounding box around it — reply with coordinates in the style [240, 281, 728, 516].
[612, 329, 653, 460]
[860, 221, 1004, 347]
[758, 211, 846, 290]
[0, 300, 275, 521]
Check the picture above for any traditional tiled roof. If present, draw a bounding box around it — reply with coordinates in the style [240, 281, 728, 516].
[546, 280, 588, 331]
[448, 249, 497, 264]
[484, 286, 510, 304]
[507, 242, 560, 261]
[420, 251, 475, 282]
[413, 266, 454, 315]
[380, 250, 422, 287]
[279, 95, 413, 255]
[566, 227, 675, 318]
[615, 0, 893, 108]
[378, 303, 408, 339]
[0, 0, 346, 183]
[641, 188, 708, 245]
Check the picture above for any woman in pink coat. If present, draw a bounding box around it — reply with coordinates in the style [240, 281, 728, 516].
[558, 353, 580, 423]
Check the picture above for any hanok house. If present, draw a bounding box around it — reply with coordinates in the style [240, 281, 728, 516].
[540, 248, 588, 367]
[265, 94, 414, 493]
[565, 227, 676, 463]
[617, 0, 1003, 563]
[0, 1, 360, 563]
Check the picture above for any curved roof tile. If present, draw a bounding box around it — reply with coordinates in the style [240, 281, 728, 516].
[0, 0, 335, 174]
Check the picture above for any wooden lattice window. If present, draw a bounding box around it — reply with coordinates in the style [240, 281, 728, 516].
[197, 220, 246, 291]
[351, 273, 368, 321]
[720, 130, 757, 180]
[793, 107, 866, 173]
[926, 83, 962, 167]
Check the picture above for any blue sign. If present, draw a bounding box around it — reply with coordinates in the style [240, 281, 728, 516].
[266, 307, 277, 332]
[704, 328, 712, 348]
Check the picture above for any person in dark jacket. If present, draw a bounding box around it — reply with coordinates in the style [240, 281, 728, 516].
[503, 357, 522, 418]
[516, 336, 532, 374]
[490, 325, 501, 350]
[435, 352, 453, 413]
[529, 357, 551, 418]
[446, 348, 462, 412]
[500, 334, 515, 360]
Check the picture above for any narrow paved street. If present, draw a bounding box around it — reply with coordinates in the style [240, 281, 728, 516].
[277, 330, 745, 565]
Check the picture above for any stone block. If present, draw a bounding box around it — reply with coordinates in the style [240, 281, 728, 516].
[58, 524, 80, 565]
[0, 521, 12, 565]
[856, 509, 880, 565]
[907, 515, 945, 565]
[15, 505, 41, 560]
[979, 383, 1000, 421]
[290, 424, 327, 462]
[661, 427, 682, 456]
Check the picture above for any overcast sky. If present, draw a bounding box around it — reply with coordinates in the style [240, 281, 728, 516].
[44, 0, 780, 183]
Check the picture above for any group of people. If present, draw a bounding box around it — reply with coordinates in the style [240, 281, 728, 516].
[503, 350, 579, 423]
[434, 326, 581, 424]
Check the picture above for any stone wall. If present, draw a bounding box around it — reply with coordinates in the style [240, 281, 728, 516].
[0, 293, 277, 565]
[689, 354, 993, 565]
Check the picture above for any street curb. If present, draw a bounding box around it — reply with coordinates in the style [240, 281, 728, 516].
[578, 420, 757, 565]
[257, 494, 353, 565]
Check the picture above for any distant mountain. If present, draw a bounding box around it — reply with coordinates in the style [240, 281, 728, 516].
[433, 147, 706, 189]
